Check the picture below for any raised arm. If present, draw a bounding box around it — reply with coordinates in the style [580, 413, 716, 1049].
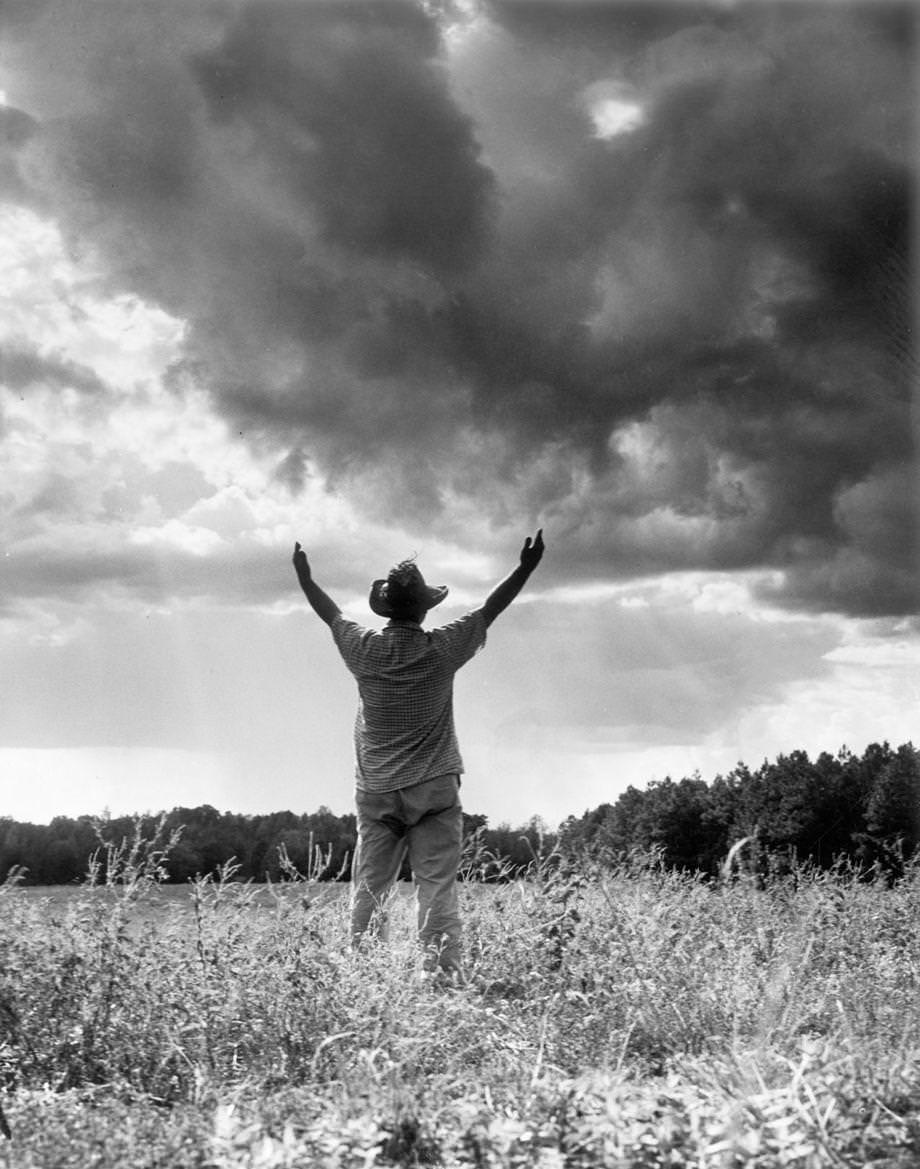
[480, 529, 545, 628]
[292, 542, 341, 626]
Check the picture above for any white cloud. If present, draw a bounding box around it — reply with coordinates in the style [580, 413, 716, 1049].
[823, 631, 920, 670]
[130, 519, 225, 557]
[0, 206, 184, 381]
[0, 204, 377, 610]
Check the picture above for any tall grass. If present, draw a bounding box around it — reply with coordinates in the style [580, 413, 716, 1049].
[0, 824, 918, 1167]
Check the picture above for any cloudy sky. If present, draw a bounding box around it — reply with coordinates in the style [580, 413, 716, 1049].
[1, 0, 917, 830]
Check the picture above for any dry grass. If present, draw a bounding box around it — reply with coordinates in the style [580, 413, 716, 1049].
[1, 837, 919, 1167]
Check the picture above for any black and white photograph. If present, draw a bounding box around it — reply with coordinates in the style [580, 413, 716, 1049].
[0, 0, 917, 1163]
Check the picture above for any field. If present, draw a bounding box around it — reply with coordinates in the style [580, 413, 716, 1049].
[1, 845, 919, 1168]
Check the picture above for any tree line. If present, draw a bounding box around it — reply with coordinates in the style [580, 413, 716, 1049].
[0, 803, 553, 886]
[1, 741, 916, 886]
[557, 741, 920, 878]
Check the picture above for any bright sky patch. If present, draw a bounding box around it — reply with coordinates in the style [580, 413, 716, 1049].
[590, 97, 644, 137]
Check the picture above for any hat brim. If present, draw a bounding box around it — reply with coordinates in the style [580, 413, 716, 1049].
[369, 580, 448, 618]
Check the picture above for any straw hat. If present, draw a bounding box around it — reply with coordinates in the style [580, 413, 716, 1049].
[369, 560, 448, 618]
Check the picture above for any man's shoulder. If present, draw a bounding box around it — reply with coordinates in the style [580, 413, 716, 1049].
[331, 613, 365, 630]
[431, 608, 485, 631]
[429, 608, 487, 648]
[331, 613, 374, 646]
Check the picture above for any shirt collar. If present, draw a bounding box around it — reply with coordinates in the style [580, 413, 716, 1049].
[386, 617, 423, 630]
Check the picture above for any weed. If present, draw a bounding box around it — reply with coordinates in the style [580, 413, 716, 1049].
[1, 826, 919, 1166]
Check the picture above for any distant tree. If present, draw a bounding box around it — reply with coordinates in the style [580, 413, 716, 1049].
[557, 802, 615, 862]
[647, 775, 727, 874]
[595, 786, 652, 857]
[863, 743, 920, 875]
[43, 837, 81, 885]
[462, 812, 488, 840]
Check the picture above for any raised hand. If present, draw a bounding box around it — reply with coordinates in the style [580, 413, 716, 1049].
[292, 541, 311, 581]
[292, 543, 340, 625]
[519, 528, 545, 574]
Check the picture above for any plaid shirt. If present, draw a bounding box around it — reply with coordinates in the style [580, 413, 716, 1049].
[330, 611, 487, 792]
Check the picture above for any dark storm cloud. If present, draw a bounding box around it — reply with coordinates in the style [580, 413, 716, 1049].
[9, 0, 495, 519]
[0, 534, 373, 612]
[4, 0, 916, 617]
[0, 103, 37, 198]
[0, 344, 108, 398]
[192, 1, 494, 272]
[452, 1, 917, 616]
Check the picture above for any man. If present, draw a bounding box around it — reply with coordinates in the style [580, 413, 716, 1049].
[292, 530, 545, 976]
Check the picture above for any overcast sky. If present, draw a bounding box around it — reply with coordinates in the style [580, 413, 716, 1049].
[1, 0, 917, 830]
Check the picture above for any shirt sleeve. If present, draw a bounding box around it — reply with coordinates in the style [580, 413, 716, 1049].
[330, 614, 373, 675]
[431, 610, 487, 670]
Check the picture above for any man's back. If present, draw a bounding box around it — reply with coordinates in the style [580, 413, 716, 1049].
[330, 611, 486, 792]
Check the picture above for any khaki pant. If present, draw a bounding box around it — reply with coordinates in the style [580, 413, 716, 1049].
[351, 773, 463, 972]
